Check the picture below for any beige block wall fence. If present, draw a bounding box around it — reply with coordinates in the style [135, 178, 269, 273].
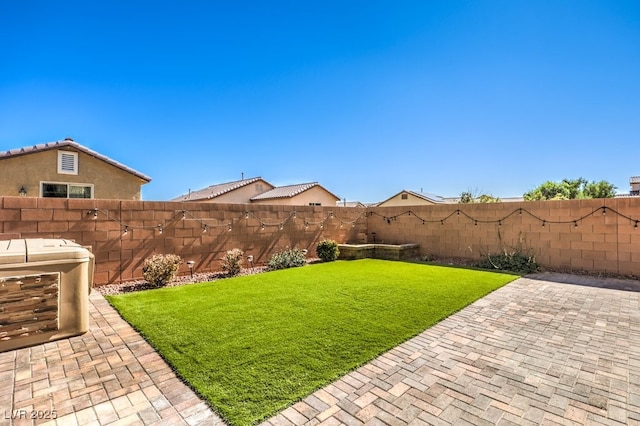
[0, 196, 639, 285]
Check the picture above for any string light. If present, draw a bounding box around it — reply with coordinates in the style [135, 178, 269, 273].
[366, 204, 639, 229]
[79, 205, 640, 243]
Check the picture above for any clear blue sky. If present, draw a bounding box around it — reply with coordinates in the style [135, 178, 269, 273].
[1, 1, 639, 202]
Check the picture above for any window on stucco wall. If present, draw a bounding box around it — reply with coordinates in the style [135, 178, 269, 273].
[41, 182, 93, 198]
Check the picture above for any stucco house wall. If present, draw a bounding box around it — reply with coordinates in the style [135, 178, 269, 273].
[251, 186, 339, 206]
[0, 141, 150, 200]
[377, 192, 438, 207]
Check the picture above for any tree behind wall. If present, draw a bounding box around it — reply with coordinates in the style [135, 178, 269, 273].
[524, 178, 617, 200]
[459, 190, 501, 203]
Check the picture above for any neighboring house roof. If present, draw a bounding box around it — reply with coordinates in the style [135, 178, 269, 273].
[171, 177, 270, 201]
[250, 182, 340, 201]
[378, 190, 445, 205]
[336, 201, 366, 208]
[0, 139, 151, 182]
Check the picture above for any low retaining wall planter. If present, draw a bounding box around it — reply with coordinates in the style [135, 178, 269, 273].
[338, 243, 420, 261]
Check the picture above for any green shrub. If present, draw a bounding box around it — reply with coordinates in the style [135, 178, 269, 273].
[142, 254, 182, 286]
[221, 248, 244, 276]
[267, 247, 306, 271]
[476, 249, 538, 274]
[316, 239, 340, 262]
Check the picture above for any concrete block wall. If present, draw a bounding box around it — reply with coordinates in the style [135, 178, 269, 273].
[0, 197, 367, 285]
[367, 198, 640, 276]
[2, 196, 639, 284]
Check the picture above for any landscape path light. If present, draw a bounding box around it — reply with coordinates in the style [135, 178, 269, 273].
[187, 261, 195, 279]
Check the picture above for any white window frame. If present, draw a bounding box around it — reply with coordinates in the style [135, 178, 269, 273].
[58, 151, 78, 175]
[40, 181, 94, 199]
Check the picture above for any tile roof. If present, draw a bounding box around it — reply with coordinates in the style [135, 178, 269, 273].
[336, 201, 366, 208]
[171, 177, 268, 201]
[250, 182, 340, 201]
[0, 139, 151, 182]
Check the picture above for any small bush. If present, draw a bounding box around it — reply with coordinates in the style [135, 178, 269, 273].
[221, 248, 244, 276]
[142, 254, 182, 287]
[267, 247, 306, 271]
[476, 249, 538, 274]
[316, 239, 340, 262]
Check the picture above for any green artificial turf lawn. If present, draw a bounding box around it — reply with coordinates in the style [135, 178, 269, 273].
[106, 259, 517, 425]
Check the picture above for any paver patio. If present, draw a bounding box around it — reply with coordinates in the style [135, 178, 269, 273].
[1, 272, 639, 425]
[264, 273, 640, 425]
[0, 293, 223, 426]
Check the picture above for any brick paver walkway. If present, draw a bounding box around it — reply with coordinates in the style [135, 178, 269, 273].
[0, 293, 223, 426]
[265, 273, 640, 425]
[1, 273, 639, 425]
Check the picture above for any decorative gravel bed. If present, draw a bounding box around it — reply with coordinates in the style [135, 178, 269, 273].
[95, 267, 269, 295]
[95, 259, 322, 295]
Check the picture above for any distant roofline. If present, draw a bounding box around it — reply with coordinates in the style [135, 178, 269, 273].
[250, 182, 341, 201]
[378, 189, 444, 205]
[171, 177, 269, 201]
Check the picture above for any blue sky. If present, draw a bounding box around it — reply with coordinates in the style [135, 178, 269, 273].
[1, 1, 639, 203]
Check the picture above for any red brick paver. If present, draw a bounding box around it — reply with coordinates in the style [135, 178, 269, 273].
[0, 293, 223, 426]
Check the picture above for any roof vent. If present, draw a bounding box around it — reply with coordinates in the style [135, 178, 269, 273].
[64, 137, 74, 141]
